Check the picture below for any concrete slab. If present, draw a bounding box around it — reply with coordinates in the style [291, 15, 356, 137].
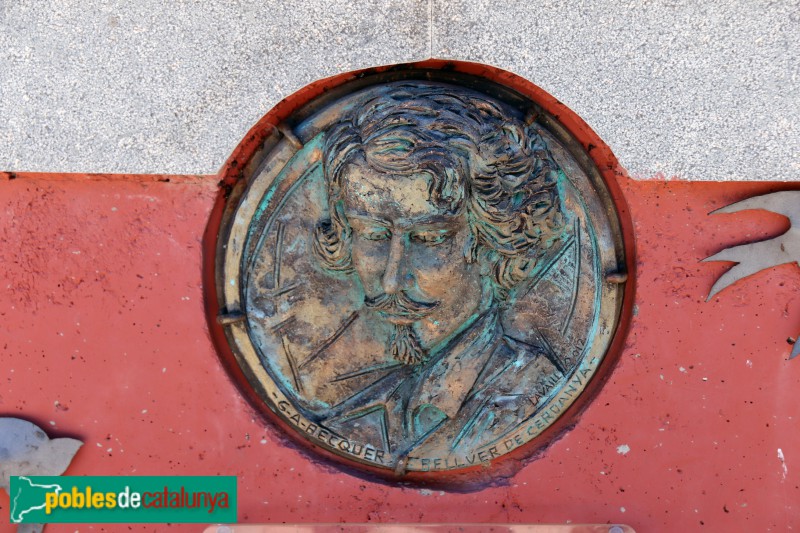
[433, 0, 800, 181]
[1, 1, 798, 180]
[0, 1, 428, 174]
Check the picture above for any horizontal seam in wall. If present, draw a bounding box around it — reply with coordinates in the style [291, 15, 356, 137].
[1, 171, 217, 185]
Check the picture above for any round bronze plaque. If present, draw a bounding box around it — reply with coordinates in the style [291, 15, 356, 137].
[213, 65, 628, 477]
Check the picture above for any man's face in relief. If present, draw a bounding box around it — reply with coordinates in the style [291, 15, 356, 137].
[339, 157, 484, 360]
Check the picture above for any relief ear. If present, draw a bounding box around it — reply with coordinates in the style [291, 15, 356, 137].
[312, 210, 354, 274]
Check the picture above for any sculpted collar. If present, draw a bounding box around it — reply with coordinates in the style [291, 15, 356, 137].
[408, 307, 503, 420]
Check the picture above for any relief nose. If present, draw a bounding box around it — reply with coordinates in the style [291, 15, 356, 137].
[381, 233, 408, 294]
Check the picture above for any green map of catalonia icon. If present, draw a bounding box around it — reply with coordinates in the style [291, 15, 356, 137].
[10, 476, 65, 523]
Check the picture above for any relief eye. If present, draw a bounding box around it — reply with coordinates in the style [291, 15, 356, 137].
[411, 230, 451, 245]
[362, 228, 391, 241]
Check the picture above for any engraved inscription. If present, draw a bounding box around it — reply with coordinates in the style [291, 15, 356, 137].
[216, 74, 626, 475]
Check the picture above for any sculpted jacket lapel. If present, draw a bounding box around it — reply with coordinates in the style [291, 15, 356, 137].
[321, 309, 504, 455]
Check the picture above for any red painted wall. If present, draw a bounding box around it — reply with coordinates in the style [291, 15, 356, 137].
[2, 171, 799, 531]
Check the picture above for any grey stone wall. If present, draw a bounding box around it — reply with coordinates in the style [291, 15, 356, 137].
[1, 0, 798, 180]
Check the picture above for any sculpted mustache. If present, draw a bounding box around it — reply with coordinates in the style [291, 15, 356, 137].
[364, 292, 440, 320]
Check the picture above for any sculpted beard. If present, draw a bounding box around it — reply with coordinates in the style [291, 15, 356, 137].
[364, 293, 439, 365]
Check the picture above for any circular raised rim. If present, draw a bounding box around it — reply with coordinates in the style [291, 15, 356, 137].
[204, 60, 635, 485]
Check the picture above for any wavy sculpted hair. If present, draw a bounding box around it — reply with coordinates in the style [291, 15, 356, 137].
[312, 82, 568, 302]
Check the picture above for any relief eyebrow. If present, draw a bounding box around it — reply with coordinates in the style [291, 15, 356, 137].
[402, 214, 460, 227]
[348, 213, 392, 227]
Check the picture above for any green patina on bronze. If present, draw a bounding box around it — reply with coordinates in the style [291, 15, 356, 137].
[216, 73, 626, 476]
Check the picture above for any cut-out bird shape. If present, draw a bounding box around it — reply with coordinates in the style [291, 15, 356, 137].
[1, 418, 82, 533]
[704, 191, 800, 359]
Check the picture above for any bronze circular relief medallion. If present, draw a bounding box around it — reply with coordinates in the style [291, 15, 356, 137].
[213, 66, 628, 476]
